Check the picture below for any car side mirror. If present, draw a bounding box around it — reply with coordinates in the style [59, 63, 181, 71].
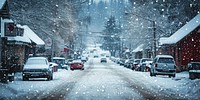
[188, 63, 192, 69]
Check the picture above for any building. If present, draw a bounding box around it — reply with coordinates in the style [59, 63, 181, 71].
[132, 44, 152, 59]
[159, 13, 200, 71]
[1, 0, 45, 71]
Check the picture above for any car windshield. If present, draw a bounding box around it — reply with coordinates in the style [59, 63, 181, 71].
[1, 0, 199, 100]
[135, 60, 140, 63]
[142, 59, 152, 63]
[26, 59, 47, 65]
[158, 58, 174, 63]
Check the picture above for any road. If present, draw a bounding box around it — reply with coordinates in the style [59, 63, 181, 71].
[41, 58, 184, 100]
[1, 58, 191, 100]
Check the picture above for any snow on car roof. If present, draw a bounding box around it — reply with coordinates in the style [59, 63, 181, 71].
[156, 55, 173, 58]
[72, 60, 82, 63]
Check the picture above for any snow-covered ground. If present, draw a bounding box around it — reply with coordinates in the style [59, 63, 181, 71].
[0, 58, 200, 99]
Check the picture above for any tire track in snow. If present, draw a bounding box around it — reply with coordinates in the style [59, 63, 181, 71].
[106, 62, 183, 100]
[39, 59, 94, 100]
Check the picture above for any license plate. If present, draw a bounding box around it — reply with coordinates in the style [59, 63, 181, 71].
[163, 69, 168, 72]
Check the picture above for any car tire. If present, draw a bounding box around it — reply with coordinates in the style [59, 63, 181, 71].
[23, 76, 28, 81]
[153, 71, 156, 77]
[172, 74, 176, 78]
[150, 71, 153, 77]
[50, 75, 53, 80]
[189, 72, 195, 80]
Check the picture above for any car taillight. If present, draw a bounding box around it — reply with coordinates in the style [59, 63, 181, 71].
[155, 64, 158, 68]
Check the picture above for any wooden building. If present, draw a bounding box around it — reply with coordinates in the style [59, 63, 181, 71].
[159, 13, 200, 70]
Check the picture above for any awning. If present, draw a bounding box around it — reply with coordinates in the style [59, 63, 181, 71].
[17, 25, 45, 46]
[7, 35, 31, 45]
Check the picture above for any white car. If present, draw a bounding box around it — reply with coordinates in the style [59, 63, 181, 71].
[150, 55, 176, 78]
[22, 57, 53, 81]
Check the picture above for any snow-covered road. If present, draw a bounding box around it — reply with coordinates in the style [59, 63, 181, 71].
[0, 58, 200, 100]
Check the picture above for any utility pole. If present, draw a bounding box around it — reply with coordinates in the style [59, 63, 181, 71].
[153, 21, 156, 58]
[124, 12, 157, 58]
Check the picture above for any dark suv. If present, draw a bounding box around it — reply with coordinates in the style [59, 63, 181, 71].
[188, 62, 200, 80]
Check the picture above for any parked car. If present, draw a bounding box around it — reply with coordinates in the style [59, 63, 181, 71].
[144, 61, 153, 72]
[81, 56, 87, 62]
[100, 57, 107, 63]
[188, 62, 200, 80]
[150, 55, 176, 78]
[124, 59, 134, 69]
[118, 58, 126, 66]
[49, 62, 58, 72]
[132, 59, 140, 70]
[136, 58, 152, 71]
[70, 60, 84, 70]
[22, 57, 53, 81]
[52, 57, 68, 70]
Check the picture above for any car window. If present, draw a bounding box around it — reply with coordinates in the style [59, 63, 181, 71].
[158, 58, 174, 63]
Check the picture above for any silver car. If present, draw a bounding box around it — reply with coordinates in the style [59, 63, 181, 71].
[22, 57, 53, 81]
[150, 55, 176, 78]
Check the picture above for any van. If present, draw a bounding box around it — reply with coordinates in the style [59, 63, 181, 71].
[150, 55, 176, 78]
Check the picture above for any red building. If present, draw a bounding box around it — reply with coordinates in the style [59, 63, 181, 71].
[159, 13, 200, 71]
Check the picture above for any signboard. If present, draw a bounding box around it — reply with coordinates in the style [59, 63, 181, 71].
[4, 22, 16, 36]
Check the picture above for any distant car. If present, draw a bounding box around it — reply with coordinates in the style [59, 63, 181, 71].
[94, 55, 99, 58]
[70, 60, 84, 70]
[124, 59, 134, 69]
[188, 62, 200, 80]
[132, 59, 140, 70]
[119, 59, 126, 66]
[136, 58, 152, 71]
[52, 57, 68, 70]
[81, 56, 87, 62]
[143, 61, 153, 72]
[50, 62, 58, 72]
[150, 55, 176, 78]
[100, 57, 107, 63]
[22, 57, 53, 81]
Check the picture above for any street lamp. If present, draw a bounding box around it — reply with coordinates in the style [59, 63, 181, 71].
[125, 12, 157, 58]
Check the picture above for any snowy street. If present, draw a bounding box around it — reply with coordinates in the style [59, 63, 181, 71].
[1, 57, 200, 100]
[0, 0, 200, 100]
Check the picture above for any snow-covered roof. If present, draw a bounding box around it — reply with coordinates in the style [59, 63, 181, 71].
[7, 35, 31, 44]
[0, 0, 6, 9]
[132, 44, 144, 52]
[5, 20, 31, 44]
[2, 18, 13, 22]
[125, 49, 130, 52]
[17, 25, 45, 46]
[160, 13, 200, 45]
